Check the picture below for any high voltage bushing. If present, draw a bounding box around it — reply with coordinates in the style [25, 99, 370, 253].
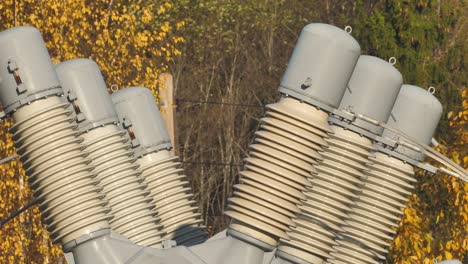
[111, 87, 207, 247]
[325, 56, 403, 264]
[0, 27, 112, 246]
[55, 59, 166, 248]
[279, 23, 361, 113]
[275, 55, 404, 264]
[329, 85, 443, 264]
[224, 23, 361, 254]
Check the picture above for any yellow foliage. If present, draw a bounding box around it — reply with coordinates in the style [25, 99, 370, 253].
[0, 0, 183, 262]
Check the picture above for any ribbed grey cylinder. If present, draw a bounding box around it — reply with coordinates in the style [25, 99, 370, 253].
[55, 61, 166, 247]
[382, 84, 443, 161]
[279, 23, 361, 111]
[111, 87, 207, 246]
[0, 26, 113, 246]
[111, 87, 172, 157]
[0, 27, 62, 114]
[338, 55, 403, 134]
[55, 59, 118, 131]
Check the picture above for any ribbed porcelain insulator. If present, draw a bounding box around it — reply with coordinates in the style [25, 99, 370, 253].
[80, 124, 165, 247]
[11, 96, 112, 245]
[225, 97, 331, 248]
[329, 152, 415, 264]
[138, 150, 207, 246]
[278, 125, 374, 263]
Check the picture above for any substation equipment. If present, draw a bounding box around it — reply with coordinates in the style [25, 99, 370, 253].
[55, 59, 167, 248]
[112, 86, 207, 247]
[0, 23, 465, 264]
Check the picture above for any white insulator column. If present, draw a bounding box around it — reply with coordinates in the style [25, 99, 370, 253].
[277, 125, 373, 263]
[225, 97, 331, 248]
[329, 85, 442, 264]
[329, 152, 415, 264]
[55, 59, 166, 248]
[81, 124, 166, 247]
[12, 96, 112, 245]
[138, 150, 207, 246]
[111, 86, 207, 247]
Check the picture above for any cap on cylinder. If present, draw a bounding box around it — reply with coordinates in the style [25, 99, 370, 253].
[111, 87, 172, 157]
[55, 58, 118, 131]
[0, 26, 62, 114]
[279, 23, 361, 111]
[382, 84, 443, 161]
[337, 55, 403, 134]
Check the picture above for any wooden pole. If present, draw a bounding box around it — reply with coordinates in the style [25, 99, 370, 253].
[159, 73, 177, 155]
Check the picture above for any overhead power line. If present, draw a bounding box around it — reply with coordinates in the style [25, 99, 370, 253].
[176, 98, 265, 108]
[0, 200, 38, 228]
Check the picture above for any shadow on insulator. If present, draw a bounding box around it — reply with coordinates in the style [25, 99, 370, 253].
[328, 84, 442, 264]
[112, 87, 208, 247]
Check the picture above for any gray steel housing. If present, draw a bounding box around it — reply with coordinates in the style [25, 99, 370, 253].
[279, 23, 361, 112]
[337, 55, 403, 134]
[55, 59, 119, 131]
[0, 27, 62, 114]
[382, 84, 443, 161]
[111, 87, 172, 157]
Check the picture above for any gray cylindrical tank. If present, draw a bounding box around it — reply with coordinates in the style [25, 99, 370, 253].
[439, 261, 462, 264]
[0, 26, 62, 114]
[382, 84, 443, 161]
[111, 87, 172, 157]
[55, 59, 118, 131]
[279, 23, 361, 111]
[338, 55, 403, 134]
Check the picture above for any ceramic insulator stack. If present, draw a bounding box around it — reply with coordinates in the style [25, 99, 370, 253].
[81, 124, 166, 247]
[55, 59, 167, 248]
[328, 152, 415, 264]
[225, 97, 331, 248]
[111, 86, 207, 247]
[11, 97, 113, 245]
[329, 85, 440, 264]
[138, 150, 207, 246]
[277, 125, 373, 264]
